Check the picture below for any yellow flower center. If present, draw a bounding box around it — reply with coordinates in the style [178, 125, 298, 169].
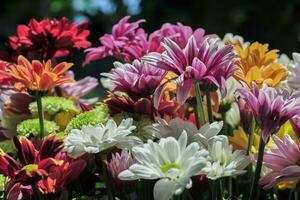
[22, 164, 38, 173]
[160, 163, 181, 173]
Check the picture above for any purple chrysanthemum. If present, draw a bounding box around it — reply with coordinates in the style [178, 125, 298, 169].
[101, 59, 166, 99]
[260, 135, 300, 189]
[143, 35, 236, 108]
[237, 83, 300, 142]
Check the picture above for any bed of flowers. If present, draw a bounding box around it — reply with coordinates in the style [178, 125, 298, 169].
[0, 15, 300, 200]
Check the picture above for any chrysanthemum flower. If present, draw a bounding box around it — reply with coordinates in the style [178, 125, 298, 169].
[144, 117, 223, 147]
[223, 33, 249, 49]
[118, 131, 208, 200]
[260, 135, 300, 189]
[2, 17, 91, 61]
[0, 60, 11, 87]
[237, 83, 300, 142]
[64, 118, 142, 158]
[287, 53, 300, 90]
[0, 56, 74, 91]
[65, 106, 110, 133]
[203, 135, 250, 179]
[17, 118, 59, 137]
[143, 35, 236, 107]
[101, 59, 166, 99]
[234, 42, 288, 88]
[229, 127, 260, 152]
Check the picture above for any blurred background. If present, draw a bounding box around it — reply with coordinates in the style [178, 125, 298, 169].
[1, 0, 299, 97]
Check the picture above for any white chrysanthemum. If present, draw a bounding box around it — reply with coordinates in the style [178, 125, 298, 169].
[225, 102, 240, 128]
[223, 33, 249, 49]
[144, 118, 223, 148]
[221, 77, 241, 105]
[287, 53, 300, 90]
[203, 135, 250, 180]
[119, 132, 208, 200]
[64, 118, 143, 158]
[277, 53, 291, 65]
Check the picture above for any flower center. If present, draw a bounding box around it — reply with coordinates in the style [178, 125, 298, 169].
[160, 163, 181, 174]
[22, 164, 38, 172]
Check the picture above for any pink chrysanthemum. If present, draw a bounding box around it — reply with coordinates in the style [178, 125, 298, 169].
[237, 83, 300, 142]
[260, 135, 300, 189]
[101, 59, 166, 99]
[143, 35, 236, 107]
[1, 17, 91, 62]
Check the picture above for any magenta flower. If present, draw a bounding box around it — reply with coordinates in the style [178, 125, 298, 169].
[260, 135, 300, 189]
[84, 16, 147, 65]
[143, 35, 236, 107]
[105, 151, 136, 191]
[237, 83, 300, 142]
[101, 59, 166, 99]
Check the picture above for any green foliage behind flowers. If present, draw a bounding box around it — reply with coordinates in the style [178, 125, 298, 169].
[0, 140, 15, 154]
[0, 175, 5, 192]
[17, 118, 59, 137]
[29, 96, 79, 116]
[65, 105, 110, 133]
[113, 112, 153, 141]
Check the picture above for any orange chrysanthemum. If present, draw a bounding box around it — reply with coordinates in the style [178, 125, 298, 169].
[1, 56, 74, 91]
[234, 42, 288, 88]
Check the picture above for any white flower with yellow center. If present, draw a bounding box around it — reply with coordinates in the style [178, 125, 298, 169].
[64, 118, 143, 158]
[118, 131, 208, 200]
[203, 135, 250, 180]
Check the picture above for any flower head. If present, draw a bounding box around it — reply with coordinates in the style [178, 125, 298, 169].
[143, 35, 236, 107]
[223, 33, 249, 49]
[203, 135, 250, 179]
[29, 96, 78, 116]
[105, 150, 136, 191]
[237, 83, 300, 141]
[119, 131, 208, 200]
[3, 17, 91, 61]
[0, 61, 11, 87]
[17, 119, 59, 137]
[84, 16, 147, 64]
[65, 106, 110, 133]
[1, 56, 74, 91]
[287, 53, 300, 90]
[101, 59, 166, 99]
[260, 135, 300, 189]
[144, 117, 223, 147]
[234, 42, 288, 88]
[64, 118, 142, 158]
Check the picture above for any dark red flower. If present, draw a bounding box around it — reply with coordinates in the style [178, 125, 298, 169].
[2, 17, 91, 62]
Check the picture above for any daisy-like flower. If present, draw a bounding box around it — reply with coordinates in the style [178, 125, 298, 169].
[287, 53, 300, 90]
[144, 117, 223, 147]
[260, 135, 300, 189]
[64, 118, 143, 158]
[237, 83, 300, 142]
[0, 56, 74, 91]
[203, 135, 250, 179]
[0, 60, 11, 87]
[118, 131, 208, 200]
[2, 17, 91, 62]
[223, 33, 249, 49]
[143, 35, 236, 107]
[101, 59, 166, 99]
[234, 42, 288, 88]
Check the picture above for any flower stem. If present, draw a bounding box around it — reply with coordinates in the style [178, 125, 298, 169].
[205, 91, 213, 123]
[249, 136, 266, 200]
[36, 92, 45, 138]
[194, 82, 206, 126]
[212, 179, 219, 200]
[247, 117, 255, 155]
[98, 154, 114, 200]
[32, 183, 43, 200]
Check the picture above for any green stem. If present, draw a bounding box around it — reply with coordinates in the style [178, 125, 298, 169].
[228, 177, 233, 198]
[212, 179, 219, 200]
[36, 92, 45, 138]
[98, 154, 114, 200]
[205, 91, 213, 123]
[32, 183, 43, 200]
[247, 117, 255, 155]
[194, 82, 206, 126]
[249, 136, 266, 200]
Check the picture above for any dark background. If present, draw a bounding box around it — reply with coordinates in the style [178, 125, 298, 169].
[1, 0, 299, 97]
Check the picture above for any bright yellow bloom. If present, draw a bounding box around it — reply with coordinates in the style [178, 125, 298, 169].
[234, 42, 288, 88]
[1, 55, 74, 91]
[229, 126, 260, 153]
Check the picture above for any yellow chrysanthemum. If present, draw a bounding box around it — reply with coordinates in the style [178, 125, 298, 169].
[229, 126, 260, 153]
[234, 42, 288, 88]
[161, 72, 177, 100]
